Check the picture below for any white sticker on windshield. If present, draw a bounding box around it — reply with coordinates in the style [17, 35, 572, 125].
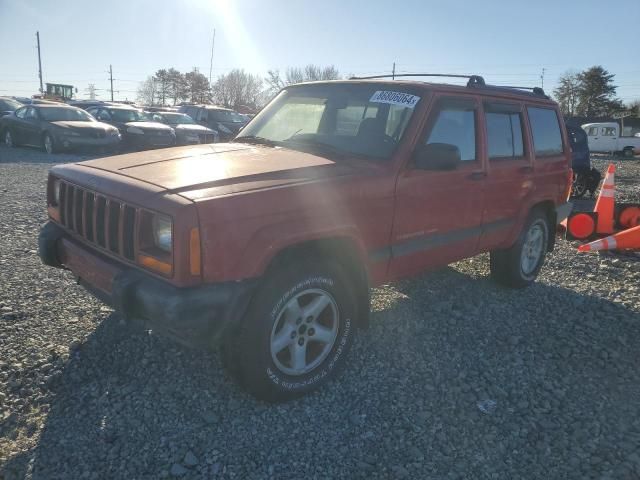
[369, 91, 420, 108]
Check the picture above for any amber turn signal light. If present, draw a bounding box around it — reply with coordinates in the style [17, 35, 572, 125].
[138, 254, 172, 276]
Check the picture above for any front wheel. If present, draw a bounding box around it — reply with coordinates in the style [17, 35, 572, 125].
[4, 129, 15, 148]
[572, 172, 587, 198]
[227, 260, 357, 401]
[490, 210, 550, 288]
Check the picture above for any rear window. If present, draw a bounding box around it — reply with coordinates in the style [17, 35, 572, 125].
[527, 107, 563, 156]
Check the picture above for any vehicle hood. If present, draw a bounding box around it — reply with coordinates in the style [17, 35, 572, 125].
[77, 143, 358, 200]
[50, 121, 114, 131]
[125, 121, 173, 131]
[173, 124, 214, 133]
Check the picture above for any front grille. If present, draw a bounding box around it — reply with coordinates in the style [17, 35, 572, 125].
[57, 181, 137, 261]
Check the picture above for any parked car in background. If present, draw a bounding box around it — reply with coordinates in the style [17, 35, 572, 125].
[178, 105, 248, 141]
[582, 122, 640, 157]
[0, 104, 121, 154]
[146, 111, 218, 145]
[566, 125, 599, 197]
[86, 105, 175, 151]
[145, 106, 179, 113]
[40, 75, 571, 401]
[0, 97, 22, 117]
[69, 100, 117, 111]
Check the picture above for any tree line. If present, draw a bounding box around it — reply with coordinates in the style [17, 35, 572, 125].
[136, 64, 341, 110]
[553, 66, 637, 118]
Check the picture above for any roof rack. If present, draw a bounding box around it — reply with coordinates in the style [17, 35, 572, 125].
[348, 73, 548, 97]
[349, 73, 486, 88]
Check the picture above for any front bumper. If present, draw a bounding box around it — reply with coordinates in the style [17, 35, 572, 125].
[38, 221, 256, 347]
[124, 133, 176, 150]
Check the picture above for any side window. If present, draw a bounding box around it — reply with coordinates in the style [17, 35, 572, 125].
[15, 107, 26, 119]
[602, 127, 616, 136]
[197, 109, 208, 123]
[24, 107, 37, 120]
[485, 104, 524, 159]
[424, 99, 477, 162]
[527, 107, 563, 156]
[587, 127, 598, 136]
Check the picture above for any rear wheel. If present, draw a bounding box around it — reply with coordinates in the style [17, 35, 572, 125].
[490, 210, 550, 288]
[225, 259, 357, 401]
[42, 133, 56, 154]
[623, 147, 635, 158]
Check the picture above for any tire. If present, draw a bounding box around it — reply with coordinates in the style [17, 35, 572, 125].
[42, 133, 57, 154]
[490, 210, 550, 288]
[571, 172, 587, 198]
[227, 259, 357, 401]
[4, 129, 15, 148]
[623, 148, 635, 159]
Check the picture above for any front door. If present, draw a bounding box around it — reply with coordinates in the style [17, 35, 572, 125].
[389, 95, 486, 278]
[22, 107, 41, 146]
[599, 125, 618, 152]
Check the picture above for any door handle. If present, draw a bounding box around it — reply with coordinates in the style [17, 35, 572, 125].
[469, 172, 486, 180]
[520, 166, 533, 173]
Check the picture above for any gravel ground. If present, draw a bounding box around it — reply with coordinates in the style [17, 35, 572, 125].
[1, 146, 640, 479]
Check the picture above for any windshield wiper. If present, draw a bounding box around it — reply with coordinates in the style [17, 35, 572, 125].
[234, 135, 280, 147]
[283, 138, 361, 160]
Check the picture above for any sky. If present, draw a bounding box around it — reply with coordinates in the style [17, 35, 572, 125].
[1, 0, 639, 103]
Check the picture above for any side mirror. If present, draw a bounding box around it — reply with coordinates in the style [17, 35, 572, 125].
[413, 143, 461, 171]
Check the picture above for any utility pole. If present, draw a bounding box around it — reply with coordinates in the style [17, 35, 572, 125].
[36, 31, 44, 94]
[209, 28, 216, 86]
[109, 65, 114, 101]
[392, 62, 396, 80]
[540, 67, 546, 90]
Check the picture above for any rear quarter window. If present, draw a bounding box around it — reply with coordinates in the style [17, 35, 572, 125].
[527, 107, 563, 156]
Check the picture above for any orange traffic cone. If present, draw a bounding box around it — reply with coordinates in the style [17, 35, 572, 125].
[594, 164, 615, 234]
[578, 224, 640, 252]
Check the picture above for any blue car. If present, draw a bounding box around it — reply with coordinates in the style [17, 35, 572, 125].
[567, 125, 597, 197]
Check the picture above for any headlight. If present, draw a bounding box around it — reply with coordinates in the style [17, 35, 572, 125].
[127, 126, 145, 135]
[217, 123, 232, 134]
[109, 129, 120, 137]
[52, 179, 61, 206]
[152, 214, 172, 252]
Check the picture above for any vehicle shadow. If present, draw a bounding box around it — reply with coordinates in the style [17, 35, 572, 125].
[2, 265, 640, 479]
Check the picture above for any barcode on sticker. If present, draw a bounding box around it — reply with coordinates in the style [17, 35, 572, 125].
[369, 91, 420, 108]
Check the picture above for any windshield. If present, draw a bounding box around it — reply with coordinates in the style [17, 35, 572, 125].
[109, 109, 146, 122]
[39, 107, 94, 122]
[236, 84, 421, 160]
[0, 98, 22, 111]
[160, 113, 196, 125]
[209, 110, 246, 123]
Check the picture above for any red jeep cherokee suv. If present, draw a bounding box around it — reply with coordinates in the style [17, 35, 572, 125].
[39, 75, 572, 401]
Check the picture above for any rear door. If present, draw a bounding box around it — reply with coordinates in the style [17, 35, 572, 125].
[477, 101, 532, 251]
[390, 95, 486, 278]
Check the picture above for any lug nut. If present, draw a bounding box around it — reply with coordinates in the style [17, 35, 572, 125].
[298, 337, 305, 346]
[308, 328, 315, 336]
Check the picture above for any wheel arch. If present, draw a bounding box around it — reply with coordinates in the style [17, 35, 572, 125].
[263, 236, 371, 329]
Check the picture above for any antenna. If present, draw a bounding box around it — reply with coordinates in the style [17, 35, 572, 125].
[540, 67, 546, 89]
